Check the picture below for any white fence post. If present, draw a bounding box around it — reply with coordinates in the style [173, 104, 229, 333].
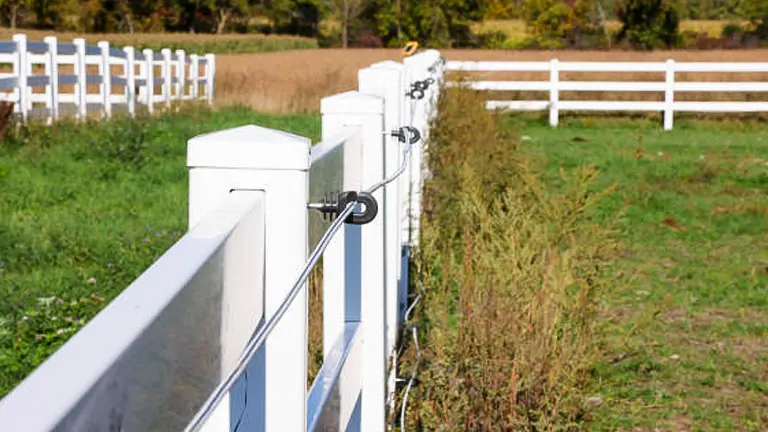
[162, 48, 172, 108]
[664, 58, 675, 131]
[44, 36, 58, 124]
[98, 41, 112, 118]
[190, 54, 200, 100]
[205, 54, 215, 105]
[13, 34, 27, 122]
[321, 91, 387, 432]
[124, 46, 136, 117]
[74, 38, 87, 122]
[549, 58, 559, 127]
[175, 49, 186, 100]
[188, 125, 310, 432]
[358, 62, 405, 413]
[143, 49, 154, 114]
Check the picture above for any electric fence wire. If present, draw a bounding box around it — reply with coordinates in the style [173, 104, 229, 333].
[186, 88, 427, 432]
[186, 63, 441, 432]
[184, 201, 356, 432]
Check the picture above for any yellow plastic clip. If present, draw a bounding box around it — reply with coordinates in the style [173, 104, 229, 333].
[402, 41, 419, 58]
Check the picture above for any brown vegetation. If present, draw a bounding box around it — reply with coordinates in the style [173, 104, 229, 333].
[396, 86, 621, 430]
[215, 48, 768, 113]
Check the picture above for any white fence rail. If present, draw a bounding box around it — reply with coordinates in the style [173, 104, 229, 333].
[446, 59, 768, 130]
[0, 33, 215, 123]
[0, 50, 445, 432]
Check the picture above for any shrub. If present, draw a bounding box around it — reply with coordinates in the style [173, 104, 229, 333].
[616, 0, 680, 49]
[401, 85, 620, 430]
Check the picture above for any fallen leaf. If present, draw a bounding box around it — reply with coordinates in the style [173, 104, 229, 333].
[663, 217, 686, 232]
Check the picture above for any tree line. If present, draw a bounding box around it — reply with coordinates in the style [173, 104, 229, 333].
[0, 0, 766, 49]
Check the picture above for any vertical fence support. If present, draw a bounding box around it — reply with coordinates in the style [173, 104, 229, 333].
[188, 125, 310, 432]
[175, 49, 186, 100]
[321, 92, 386, 432]
[358, 62, 405, 413]
[143, 49, 154, 114]
[44, 36, 58, 124]
[74, 38, 87, 122]
[190, 54, 200, 100]
[664, 58, 675, 131]
[124, 46, 136, 117]
[98, 41, 112, 119]
[549, 58, 559, 127]
[13, 34, 27, 122]
[162, 48, 172, 108]
[205, 54, 215, 105]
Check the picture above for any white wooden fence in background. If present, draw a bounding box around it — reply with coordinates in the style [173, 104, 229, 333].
[0, 33, 215, 124]
[447, 59, 768, 130]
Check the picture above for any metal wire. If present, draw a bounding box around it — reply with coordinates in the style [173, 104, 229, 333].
[184, 202, 356, 432]
[366, 128, 419, 195]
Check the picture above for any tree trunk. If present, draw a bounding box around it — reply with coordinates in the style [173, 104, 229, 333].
[217, 10, 228, 34]
[342, 0, 349, 48]
[10, 4, 18, 29]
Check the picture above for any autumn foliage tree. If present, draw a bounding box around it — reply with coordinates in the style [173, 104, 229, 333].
[616, 0, 680, 49]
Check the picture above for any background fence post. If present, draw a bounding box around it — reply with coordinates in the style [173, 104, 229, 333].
[13, 34, 27, 122]
[190, 54, 199, 100]
[188, 125, 310, 432]
[124, 46, 136, 117]
[549, 58, 559, 127]
[74, 38, 87, 122]
[358, 62, 405, 413]
[44, 36, 58, 124]
[162, 48, 172, 108]
[143, 49, 154, 114]
[321, 91, 386, 432]
[98, 41, 112, 118]
[175, 49, 186, 100]
[664, 58, 675, 131]
[205, 54, 215, 105]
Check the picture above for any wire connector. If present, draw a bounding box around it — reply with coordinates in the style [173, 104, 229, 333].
[406, 78, 435, 100]
[390, 126, 421, 145]
[309, 191, 378, 225]
[427, 56, 446, 73]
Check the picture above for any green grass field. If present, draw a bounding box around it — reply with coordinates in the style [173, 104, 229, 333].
[0, 106, 765, 430]
[504, 116, 768, 430]
[0, 106, 319, 396]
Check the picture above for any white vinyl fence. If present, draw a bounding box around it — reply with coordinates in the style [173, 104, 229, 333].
[0, 49, 444, 432]
[0, 33, 215, 124]
[447, 59, 768, 130]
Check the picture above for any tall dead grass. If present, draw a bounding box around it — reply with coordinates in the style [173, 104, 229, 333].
[214, 49, 768, 113]
[400, 87, 620, 430]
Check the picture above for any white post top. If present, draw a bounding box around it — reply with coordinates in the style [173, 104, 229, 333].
[321, 91, 384, 115]
[187, 125, 310, 170]
[370, 60, 405, 70]
[404, 50, 441, 68]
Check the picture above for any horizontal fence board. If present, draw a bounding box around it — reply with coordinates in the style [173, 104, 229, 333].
[307, 323, 363, 432]
[675, 62, 768, 72]
[558, 62, 667, 72]
[0, 191, 265, 432]
[674, 101, 768, 112]
[446, 60, 549, 72]
[486, 100, 549, 111]
[558, 100, 664, 111]
[675, 82, 768, 92]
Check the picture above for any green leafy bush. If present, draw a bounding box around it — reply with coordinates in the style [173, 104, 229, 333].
[616, 0, 680, 49]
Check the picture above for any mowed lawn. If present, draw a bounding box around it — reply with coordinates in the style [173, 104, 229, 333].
[0, 106, 319, 396]
[505, 116, 768, 430]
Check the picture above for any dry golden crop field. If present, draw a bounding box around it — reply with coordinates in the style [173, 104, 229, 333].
[215, 48, 768, 113]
